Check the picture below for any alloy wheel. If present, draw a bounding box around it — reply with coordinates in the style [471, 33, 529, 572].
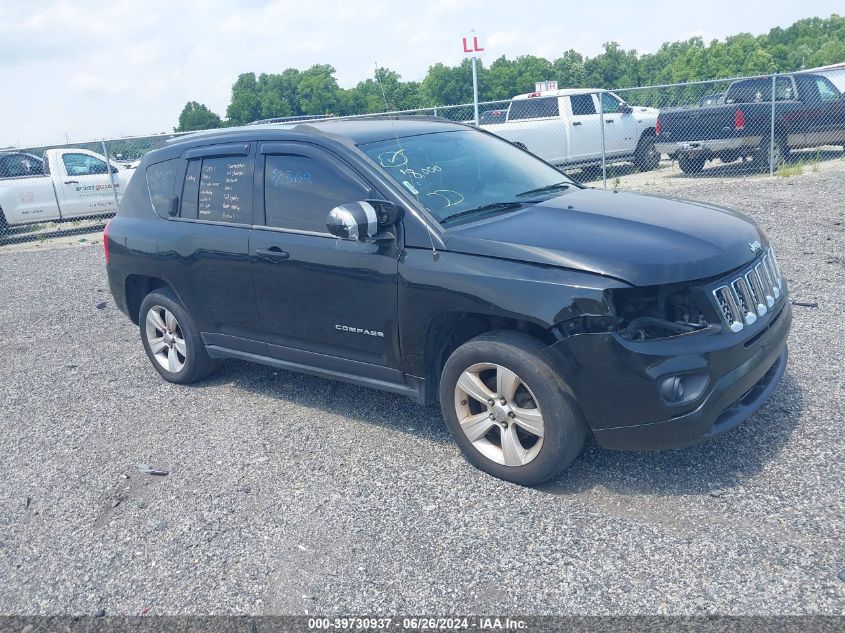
[453, 362, 545, 467]
[145, 305, 186, 373]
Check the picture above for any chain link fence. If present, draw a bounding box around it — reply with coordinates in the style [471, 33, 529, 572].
[2, 69, 844, 245]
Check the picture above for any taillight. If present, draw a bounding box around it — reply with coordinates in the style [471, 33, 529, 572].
[103, 219, 112, 264]
[655, 118, 661, 136]
[734, 110, 745, 130]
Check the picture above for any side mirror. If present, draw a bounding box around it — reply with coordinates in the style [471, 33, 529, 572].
[327, 200, 401, 242]
[620, 102, 633, 114]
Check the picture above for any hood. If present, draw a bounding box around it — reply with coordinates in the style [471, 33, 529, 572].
[443, 188, 764, 286]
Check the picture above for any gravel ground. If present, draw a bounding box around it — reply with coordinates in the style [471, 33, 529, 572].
[0, 157, 844, 617]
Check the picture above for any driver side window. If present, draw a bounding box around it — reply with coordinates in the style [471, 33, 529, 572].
[263, 152, 370, 233]
[599, 92, 622, 114]
[62, 153, 110, 176]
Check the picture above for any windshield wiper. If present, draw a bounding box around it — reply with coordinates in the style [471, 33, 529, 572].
[515, 181, 571, 198]
[440, 201, 528, 226]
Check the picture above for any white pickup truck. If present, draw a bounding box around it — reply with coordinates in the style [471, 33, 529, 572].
[481, 88, 661, 172]
[0, 148, 134, 229]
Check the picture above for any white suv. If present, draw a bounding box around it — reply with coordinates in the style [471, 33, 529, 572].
[481, 88, 660, 172]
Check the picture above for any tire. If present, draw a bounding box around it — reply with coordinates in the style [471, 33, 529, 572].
[139, 288, 216, 384]
[0, 207, 7, 234]
[578, 164, 603, 182]
[634, 134, 660, 171]
[439, 331, 587, 486]
[677, 154, 706, 174]
[753, 136, 787, 172]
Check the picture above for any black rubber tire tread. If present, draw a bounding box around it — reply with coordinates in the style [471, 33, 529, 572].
[139, 287, 216, 384]
[634, 133, 660, 171]
[678, 154, 706, 174]
[439, 330, 587, 486]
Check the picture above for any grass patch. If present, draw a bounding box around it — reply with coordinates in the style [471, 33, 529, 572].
[776, 161, 804, 177]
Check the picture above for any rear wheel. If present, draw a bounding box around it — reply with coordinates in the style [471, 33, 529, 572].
[634, 134, 660, 171]
[439, 331, 587, 486]
[753, 136, 788, 172]
[677, 154, 706, 174]
[139, 288, 216, 384]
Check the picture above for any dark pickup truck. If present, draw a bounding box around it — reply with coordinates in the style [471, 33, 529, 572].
[655, 73, 845, 173]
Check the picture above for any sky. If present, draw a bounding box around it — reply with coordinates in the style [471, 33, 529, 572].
[1, 0, 841, 147]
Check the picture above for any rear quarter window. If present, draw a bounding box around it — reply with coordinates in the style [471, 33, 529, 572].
[145, 159, 179, 217]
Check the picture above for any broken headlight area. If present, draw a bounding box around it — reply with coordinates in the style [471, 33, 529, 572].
[610, 284, 718, 341]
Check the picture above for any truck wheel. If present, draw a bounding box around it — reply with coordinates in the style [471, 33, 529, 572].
[439, 331, 587, 486]
[753, 136, 787, 172]
[634, 134, 660, 171]
[0, 207, 7, 233]
[139, 288, 216, 384]
[677, 154, 706, 174]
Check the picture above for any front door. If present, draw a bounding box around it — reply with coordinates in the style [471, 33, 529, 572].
[598, 92, 639, 155]
[55, 151, 121, 218]
[567, 93, 602, 162]
[249, 142, 402, 378]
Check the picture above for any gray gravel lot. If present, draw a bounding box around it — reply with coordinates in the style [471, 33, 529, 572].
[0, 157, 844, 616]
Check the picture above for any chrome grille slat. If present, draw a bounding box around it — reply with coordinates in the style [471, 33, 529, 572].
[745, 270, 768, 316]
[756, 261, 776, 307]
[711, 247, 783, 333]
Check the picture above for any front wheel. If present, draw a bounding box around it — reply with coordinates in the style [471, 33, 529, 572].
[634, 134, 660, 171]
[139, 288, 216, 384]
[439, 331, 587, 486]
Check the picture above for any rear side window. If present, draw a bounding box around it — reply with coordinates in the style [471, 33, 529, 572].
[569, 94, 596, 116]
[177, 155, 253, 224]
[508, 97, 559, 120]
[0, 153, 45, 178]
[145, 159, 179, 217]
[726, 77, 794, 103]
[263, 153, 370, 233]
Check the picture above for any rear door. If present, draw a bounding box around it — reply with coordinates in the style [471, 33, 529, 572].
[249, 141, 403, 379]
[0, 153, 58, 224]
[503, 97, 567, 163]
[54, 151, 121, 217]
[154, 143, 265, 353]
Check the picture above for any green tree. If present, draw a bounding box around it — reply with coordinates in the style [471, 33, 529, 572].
[297, 64, 341, 115]
[181, 12, 845, 131]
[175, 101, 223, 132]
[226, 72, 261, 125]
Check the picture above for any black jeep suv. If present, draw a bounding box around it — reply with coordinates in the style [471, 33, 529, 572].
[105, 117, 790, 485]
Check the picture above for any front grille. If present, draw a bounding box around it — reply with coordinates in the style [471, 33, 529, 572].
[712, 247, 784, 333]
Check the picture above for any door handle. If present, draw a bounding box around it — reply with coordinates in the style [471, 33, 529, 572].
[572, 121, 582, 126]
[64, 180, 79, 184]
[256, 247, 290, 263]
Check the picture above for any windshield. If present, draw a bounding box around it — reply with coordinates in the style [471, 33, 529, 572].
[358, 129, 577, 225]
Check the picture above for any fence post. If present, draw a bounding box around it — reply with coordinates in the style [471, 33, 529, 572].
[770, 73, 776, 177]
[101, 140, 121, 208]
[598, 91, 607, 188]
